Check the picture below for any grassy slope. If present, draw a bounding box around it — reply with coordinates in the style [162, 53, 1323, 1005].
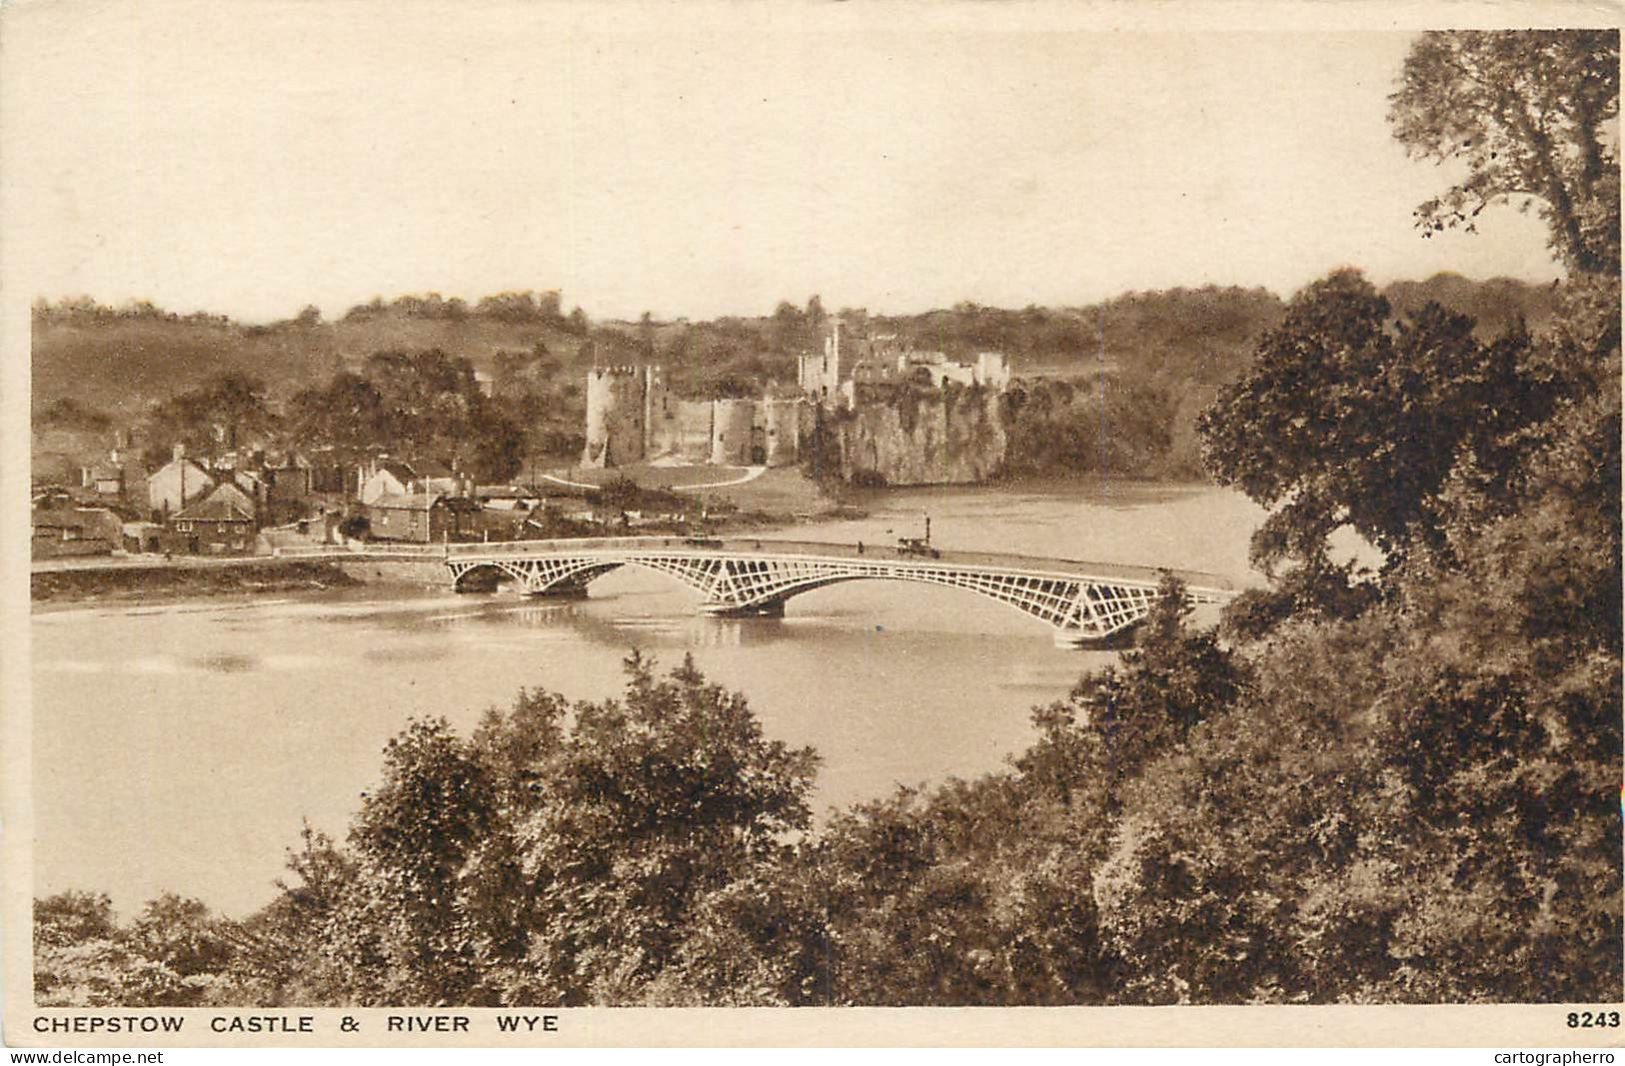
[31, 275, 1561, 482]
[31, 314, 590, 417]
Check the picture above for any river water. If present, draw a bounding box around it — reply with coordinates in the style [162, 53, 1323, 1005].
[32, 481, 1267, 916]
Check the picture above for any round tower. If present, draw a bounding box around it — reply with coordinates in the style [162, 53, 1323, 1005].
[582, 367, 647, 469]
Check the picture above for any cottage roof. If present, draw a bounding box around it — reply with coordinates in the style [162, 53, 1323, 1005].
[369, 491, 482, 513]
[34, 507, 91, 527]
[368, 491, 444, 511]
[374, 460, 418, 483]
[174, 491, 254, 523]
[155, 456, 214, 482]
[412, 458, 455, 479]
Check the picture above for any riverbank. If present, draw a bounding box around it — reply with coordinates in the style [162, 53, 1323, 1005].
[30, 560, 363, 606]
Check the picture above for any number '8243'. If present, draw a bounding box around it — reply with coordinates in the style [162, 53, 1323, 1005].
[1567, 1011, 1621, 1028]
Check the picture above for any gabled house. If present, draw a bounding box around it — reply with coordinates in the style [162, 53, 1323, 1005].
[168, 483, 256, 554]
[358, 460, 420, 504]
[32, 505, 123, 559]
[364, 492, 479, 544]
[358, 458, 472, 503]
[147, 445, 215, 518]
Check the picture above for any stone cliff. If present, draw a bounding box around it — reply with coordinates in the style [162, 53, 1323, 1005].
[808, 385, 1009, 486]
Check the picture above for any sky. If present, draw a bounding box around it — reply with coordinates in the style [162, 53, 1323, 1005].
[0, 1, 1574, 324]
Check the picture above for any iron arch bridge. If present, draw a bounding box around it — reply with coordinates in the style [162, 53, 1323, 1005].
[444, 537, 1239, 648]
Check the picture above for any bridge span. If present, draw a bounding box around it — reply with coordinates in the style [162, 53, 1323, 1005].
[444, 536, 1239, 648]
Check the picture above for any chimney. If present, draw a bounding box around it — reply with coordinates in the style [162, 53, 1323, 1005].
[173, 442, 186, 461]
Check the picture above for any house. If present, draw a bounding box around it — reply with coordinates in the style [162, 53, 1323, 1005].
[364, 492, 479, 544]
[358, 458, 472, 503]
[260, 452, 314, 507]
[211, 478, 260, 520]
[358, 460, 420, 504]
[33, 505, 123, 559]
[80, 463, 124, 496]
[147, 445, 216, 518]
[410, 458, 468, 497]
[122, 521, 163, 554]
[476, 485, 543, 511]
[168, 484, 257, 554]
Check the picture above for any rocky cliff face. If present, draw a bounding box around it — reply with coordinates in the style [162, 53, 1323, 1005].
[811, 386, 1009, 486]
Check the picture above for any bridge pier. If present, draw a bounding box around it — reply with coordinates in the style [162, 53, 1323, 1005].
[700, 600, 786, 618]
[1054, 628, 1089, 650]
[525, 584, 591, 600]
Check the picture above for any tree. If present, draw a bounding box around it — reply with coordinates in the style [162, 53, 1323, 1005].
[343, 718, 495, 1005]
[262, 655, 819, 1006]
[1389, 30, 1620, 275]
[143, 371, 280, 466]
[1198, 270, 1553, 625]
[34, 890, 252, 1007]
[1062, 576, 1247, 802]
[290, 372, 385, 462]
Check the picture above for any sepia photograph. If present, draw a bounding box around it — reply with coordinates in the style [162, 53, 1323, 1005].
[2, 0, 1620, 1048]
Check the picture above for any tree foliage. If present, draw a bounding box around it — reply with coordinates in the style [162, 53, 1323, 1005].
[1390, 30, 1620, 275]
[290, 349, 526, 480]
[1198, 269, 1557, 625]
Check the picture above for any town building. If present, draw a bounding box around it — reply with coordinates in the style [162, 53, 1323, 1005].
[79, 463, 124, 496]
[357, 458, 473, 504]
[364, 492, 480, 544]
[147, 445, 216, 518]
[168, 484, 257, 554]
[31, 504, 123, 559]
[122, 521, 163, 554]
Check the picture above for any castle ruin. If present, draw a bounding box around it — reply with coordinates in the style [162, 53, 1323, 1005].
[581, 365, 804, 470]
[798, 319, 1011, 409]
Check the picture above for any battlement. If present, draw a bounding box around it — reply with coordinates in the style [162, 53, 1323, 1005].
[587, 364, 657, 379]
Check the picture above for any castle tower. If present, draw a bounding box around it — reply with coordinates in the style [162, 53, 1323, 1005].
[761, 397, 802, 467]
[643, 365, 679, 459]
[582, 366, 648, 469]
[711, 399, 758, 466]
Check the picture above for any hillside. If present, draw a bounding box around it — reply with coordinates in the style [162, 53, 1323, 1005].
[31, 275, 1565, 486]
[30, 296, 592, 419]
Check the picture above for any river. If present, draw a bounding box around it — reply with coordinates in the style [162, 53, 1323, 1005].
[32, 481, 1268, 917]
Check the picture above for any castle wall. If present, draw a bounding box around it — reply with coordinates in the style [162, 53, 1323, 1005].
[674, 401, 714, 462]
